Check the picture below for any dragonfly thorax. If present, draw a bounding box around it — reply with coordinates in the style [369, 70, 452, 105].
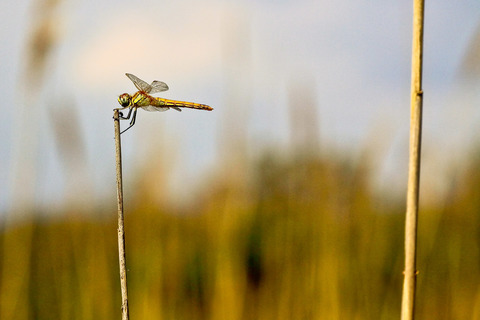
[118, 93, 132, 107]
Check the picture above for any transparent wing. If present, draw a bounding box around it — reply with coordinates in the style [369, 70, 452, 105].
[149, 80, 169, 94]
[142, 105, 170, 112]
[125, 73, 152, 93]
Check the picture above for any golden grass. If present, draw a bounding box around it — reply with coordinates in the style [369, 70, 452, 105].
[1, 152, 480, 319]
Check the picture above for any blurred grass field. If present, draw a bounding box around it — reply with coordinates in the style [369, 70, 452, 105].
[3, 2, 480, 317]
[1, 149, 480, 320]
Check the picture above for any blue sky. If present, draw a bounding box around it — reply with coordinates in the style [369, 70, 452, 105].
[1, 0, 480, 214]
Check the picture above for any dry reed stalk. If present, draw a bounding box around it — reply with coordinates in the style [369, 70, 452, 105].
[114, 109, 130, 320]
[401, 0, 425, 319]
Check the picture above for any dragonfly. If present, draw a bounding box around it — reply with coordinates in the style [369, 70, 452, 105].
[117, 73, 213, 134]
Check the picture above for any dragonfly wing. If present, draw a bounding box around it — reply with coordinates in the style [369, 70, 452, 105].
[142, 105, 169, 112]
[126, 73, 152, 93]
[149, 81, 169, 94]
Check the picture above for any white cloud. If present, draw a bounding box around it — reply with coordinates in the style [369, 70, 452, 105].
[71, 3, 224, 92]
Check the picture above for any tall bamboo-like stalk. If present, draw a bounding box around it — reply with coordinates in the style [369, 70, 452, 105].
[114, 109, 130, 320]
[401, 1, 425, 319]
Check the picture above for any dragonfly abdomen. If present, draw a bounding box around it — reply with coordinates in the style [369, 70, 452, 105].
[154, 98, 213, 111]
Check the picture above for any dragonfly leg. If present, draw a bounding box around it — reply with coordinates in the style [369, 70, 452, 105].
[114, 106, 129, 118]
[118, 107, 133, 120]
[120, 108, 137, 134]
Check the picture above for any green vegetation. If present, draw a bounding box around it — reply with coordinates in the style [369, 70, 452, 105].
[1, 151, 479, 319]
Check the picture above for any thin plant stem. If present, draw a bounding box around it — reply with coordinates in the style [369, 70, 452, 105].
[114, 109, 130, 320]
[401, 0, 424, 319]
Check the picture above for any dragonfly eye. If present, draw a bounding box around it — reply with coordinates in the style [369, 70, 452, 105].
[118, 93, 131, 107]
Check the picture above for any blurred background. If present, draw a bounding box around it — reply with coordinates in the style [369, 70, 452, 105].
[1, 0, 480, 319]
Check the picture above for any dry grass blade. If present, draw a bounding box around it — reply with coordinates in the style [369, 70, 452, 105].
[114, 109, 130, 320]
[401, 0, 425, 319]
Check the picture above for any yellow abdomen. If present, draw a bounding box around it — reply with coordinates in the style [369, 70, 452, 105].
[153, 97, 213, 111]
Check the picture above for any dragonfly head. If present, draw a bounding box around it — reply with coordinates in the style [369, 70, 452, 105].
[118, 93, 132, 107]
